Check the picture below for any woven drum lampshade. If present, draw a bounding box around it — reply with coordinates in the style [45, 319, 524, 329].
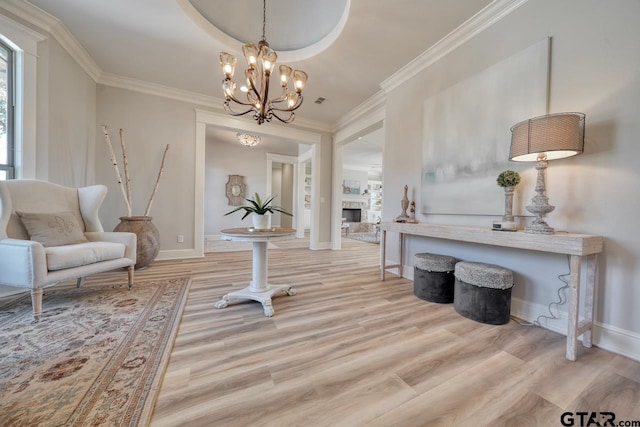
[509, 112, 585, 162]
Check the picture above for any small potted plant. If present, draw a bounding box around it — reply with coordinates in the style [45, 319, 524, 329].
[225, 193, 292, 230]
[497, 170, 521, 188]
[496, 170, 521, 224]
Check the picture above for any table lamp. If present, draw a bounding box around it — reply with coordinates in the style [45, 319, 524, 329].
[509, 112, 585, 234]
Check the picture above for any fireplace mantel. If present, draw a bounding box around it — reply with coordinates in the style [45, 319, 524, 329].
[342, 200, 368, 209]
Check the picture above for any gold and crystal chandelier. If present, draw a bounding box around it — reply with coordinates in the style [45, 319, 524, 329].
[219, 0, 308, 125]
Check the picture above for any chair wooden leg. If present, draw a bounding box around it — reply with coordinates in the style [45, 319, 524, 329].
[127, 265, 135, 290]
[76, 277, 86, 288]
[30, 288, 43, 321]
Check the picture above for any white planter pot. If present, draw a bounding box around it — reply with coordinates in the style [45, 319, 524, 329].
[252, 213, 272, 230]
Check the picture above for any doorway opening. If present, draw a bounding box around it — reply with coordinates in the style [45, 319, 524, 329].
[196, 110, 322, 253]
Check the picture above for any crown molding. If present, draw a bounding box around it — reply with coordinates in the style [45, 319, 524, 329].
[5, 0, 528, 136]
[98, 72, 331, 133]
[291, 115, 333, 133]
[48, 21, 101, 81]
[98, 72, 224, 108]
[2, 0, 101, 81]
[1, 0, 58, 33]
[98, 72, 331, 132]
[2, 2, 332, 132]
[380, 0, 529, 93]
[332, 90, 386, 134]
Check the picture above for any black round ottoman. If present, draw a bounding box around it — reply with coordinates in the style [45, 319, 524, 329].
[453, 261, 514, 325]
[413, 253, 459, 303]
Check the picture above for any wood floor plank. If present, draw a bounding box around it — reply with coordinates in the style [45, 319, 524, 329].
[368, 351, 527, 426]
[567, 370, 640, 419]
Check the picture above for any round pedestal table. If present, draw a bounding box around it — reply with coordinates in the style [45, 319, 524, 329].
[214, 227, 296, 317]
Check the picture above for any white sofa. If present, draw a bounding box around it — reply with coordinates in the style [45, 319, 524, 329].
[0, 180, 136, 320]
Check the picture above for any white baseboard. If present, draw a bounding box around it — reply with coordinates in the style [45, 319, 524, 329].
[156, 249, 203, 260]
[387, 261, 640, 362]
[311, 242, 332, 250]
[509, 297, 640, 362]
[592, 322, 640, 362]
[0, 285, 28, 298]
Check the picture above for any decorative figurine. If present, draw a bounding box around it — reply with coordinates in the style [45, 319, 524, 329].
[395, 185, 417, 223]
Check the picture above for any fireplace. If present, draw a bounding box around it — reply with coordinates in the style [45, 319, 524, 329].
[342, 208, 361, 223]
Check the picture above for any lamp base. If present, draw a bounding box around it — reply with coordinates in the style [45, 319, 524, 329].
[525, 221, 555, 234]
[524, 158, 555, 235]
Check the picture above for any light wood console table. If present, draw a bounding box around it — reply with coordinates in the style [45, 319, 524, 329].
[379, 222, 604, 361]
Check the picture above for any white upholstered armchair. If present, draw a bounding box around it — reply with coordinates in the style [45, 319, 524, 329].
[0, 180, 136, 320]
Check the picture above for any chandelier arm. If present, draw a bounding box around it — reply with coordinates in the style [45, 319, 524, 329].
[246, 70, 261, 101]
[221, 80, 258, 107]
[271, 102, 302, 113]
[253, 110, 271, 125]
[271, 111, 295, 124]
[260, 73, 271, 116]
[223, 101, 256, 117]
[268, 86, 288, 104]
[271, 95, 304, 112]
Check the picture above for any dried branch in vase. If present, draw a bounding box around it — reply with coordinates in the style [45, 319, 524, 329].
[102, 125, 170, 217]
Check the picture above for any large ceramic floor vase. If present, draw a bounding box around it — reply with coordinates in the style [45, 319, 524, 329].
[114, 216, 160, 269]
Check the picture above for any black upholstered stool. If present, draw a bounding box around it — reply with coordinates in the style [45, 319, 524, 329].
[453, 261, 514, 325]
[413, 253, 459, 303]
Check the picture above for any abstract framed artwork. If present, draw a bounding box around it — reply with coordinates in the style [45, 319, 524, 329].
[421, 38, 550, 215]
[342, 179, 361, 195]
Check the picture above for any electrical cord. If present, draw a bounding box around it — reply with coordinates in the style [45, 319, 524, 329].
[512, 255, 571, 327]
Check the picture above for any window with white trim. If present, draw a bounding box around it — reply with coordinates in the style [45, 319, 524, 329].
[0, 39, 14, 180]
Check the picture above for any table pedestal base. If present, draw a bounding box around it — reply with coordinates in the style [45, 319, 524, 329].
[214, 284, 296, 317]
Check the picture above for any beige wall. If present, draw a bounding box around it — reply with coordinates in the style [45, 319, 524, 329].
[95, 86, 334, 251]
[40, 39, 96, 187]
[281, 163, 294, 228]
[382, 0, 640, 355]
[0, 12, 96, 187]
[318, 134, 333, 246]
[96, 85, 197, 251]
[204, 137, 298, 234]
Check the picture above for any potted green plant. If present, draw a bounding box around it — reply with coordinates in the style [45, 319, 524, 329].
[225, 193, 292, 230]
[496, 170, 521, 224]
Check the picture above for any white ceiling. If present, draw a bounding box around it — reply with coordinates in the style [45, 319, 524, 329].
[205, 126, 305, 157]
[186, 0, 350, 56]
[342, 128, 384, 173]
[25, 0, 493, 126]
[21, 0, 494, 175]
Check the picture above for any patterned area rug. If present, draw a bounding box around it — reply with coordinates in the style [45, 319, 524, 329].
[0, 277, 191, 427]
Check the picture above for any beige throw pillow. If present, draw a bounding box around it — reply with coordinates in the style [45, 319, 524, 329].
[16, 211, 89, 247]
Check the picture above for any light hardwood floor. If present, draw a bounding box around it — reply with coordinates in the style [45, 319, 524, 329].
[58, 239, 640, 426]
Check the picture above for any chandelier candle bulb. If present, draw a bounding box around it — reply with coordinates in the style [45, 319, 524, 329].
[280, 65, 292, 85]
[220, 52, 237, 79]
